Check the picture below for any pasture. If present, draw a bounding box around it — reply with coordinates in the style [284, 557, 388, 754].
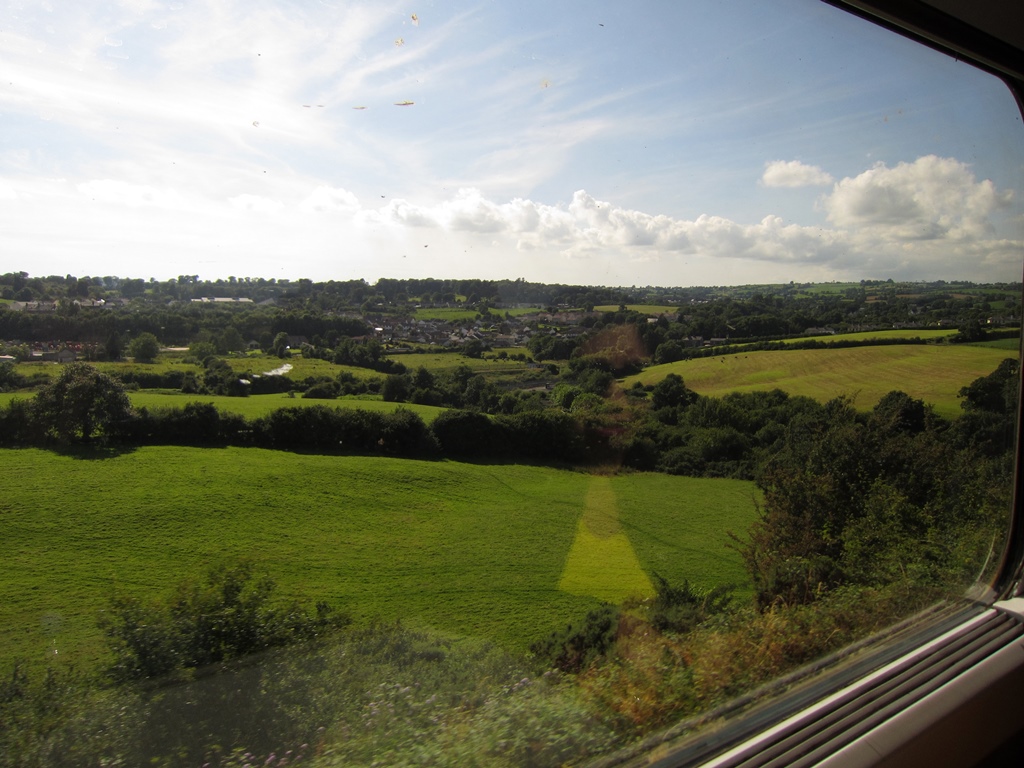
[385, 350, 535, 375]
[625, 345, 1013, 418]
[0, 390, 449, 422]
[0, 447, 757, 672]
[785, 328, 956, 344]
[595, 304, 678, 315]
[16, 354, 377, 383]
[130, 391, 449, 423]
[412, 306, 538, 321]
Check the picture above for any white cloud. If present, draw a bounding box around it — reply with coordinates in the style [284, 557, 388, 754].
[361, 198, 438, 228]
[299, 185, 360, 213]
[824, 155, 1013, 241]
[762, 160, 834, 188]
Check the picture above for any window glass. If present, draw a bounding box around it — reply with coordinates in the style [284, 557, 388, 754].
[0, 1, 1021, 766]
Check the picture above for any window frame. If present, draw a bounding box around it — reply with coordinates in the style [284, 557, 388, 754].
[614, 2, 1024, 765]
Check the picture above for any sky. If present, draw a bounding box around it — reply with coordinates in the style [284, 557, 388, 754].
[1, 0, 1023, 287]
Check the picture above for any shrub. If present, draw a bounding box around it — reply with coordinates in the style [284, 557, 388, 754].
[530, 604, 620, 674]
[430, 409, 500, 457]
[648, 575, 733, 635]
[99, 560, 349, 683]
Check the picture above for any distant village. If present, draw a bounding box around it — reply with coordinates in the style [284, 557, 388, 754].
[2, 273, 1019, 366]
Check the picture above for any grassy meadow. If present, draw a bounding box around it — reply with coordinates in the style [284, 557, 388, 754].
[131, 391, 449, 422]
[784, 328, 956, 344]
[0, 447, 757, 673]
[625, 344, 1013, 418]
[595, 304, 678, 314]
[384, 351, 534, 375]
[0, 390, 450, 422]
[412, 306, 538, 321]
[15, 354, 373, 383]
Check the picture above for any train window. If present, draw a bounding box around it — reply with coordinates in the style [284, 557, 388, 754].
[0, 0, 1021, 765]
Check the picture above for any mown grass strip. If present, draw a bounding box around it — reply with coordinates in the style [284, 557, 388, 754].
[558, 477, 655, 603]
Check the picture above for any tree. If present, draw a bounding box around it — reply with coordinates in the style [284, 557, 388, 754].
[127, 332, 160, 363]
[104, 333, 123, 361]
[959, 358, 1019, 414]
[654, 340, 684, 364]
[218, 326, 246, 354]
[953, 319, 987, 343]
[0, 362, 21, 392]
[650, 373, 697, 410]
[188, 340, 217, 363]
[272, 332, 291, 358]
[431, 409, 499, 456]
[381, 374, 409, 402]
[33, 362, 133, 443]
[461, 339, 485, 358]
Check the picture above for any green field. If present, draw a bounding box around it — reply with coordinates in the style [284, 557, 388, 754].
[14, 354, 374, 383]
[412, 306, 538, 321]
[131, 391, 449, 422]
[785, 328, 956, 344]
[626, 345, 1013, 418]
[794, 282, 861, 296]
[971, 338, 1022, 351]
[385, 351, 535, 375]
[0, 391, 450, 422]
[0, 447, 757, 672]
[595, 304, 678, 314]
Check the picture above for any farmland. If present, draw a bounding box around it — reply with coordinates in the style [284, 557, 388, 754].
[780, 328, 956, 344]
[626, 344, 1012, 418]
[0, 390, 450, 422]
[134, 391, 449, 422]
[1, 272, 1019, 763]
[0, 446, 757, 672]
[412, 306, 538, 321]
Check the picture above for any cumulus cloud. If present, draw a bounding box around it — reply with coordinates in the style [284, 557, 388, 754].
[823, 155, 1013, 241]
[762, 160, 834, 188]
[6, 152, 1018, 285]
[362, 198, 438, 228]
[352, 186, 849, 269]
[300, 185, 360, 213]
[347, 155, 1018, 281]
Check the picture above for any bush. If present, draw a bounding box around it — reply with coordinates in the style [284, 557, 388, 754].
[303, 380, 338, 399]
[648, 575, 733, 635]
[430, 409, 501, 457]
[99, 560, 349, 683]
[380, 408, 438, 456]
[497, 410, 584, 462]
[127, 332, 160, 363]
[530, 605, 620, 674]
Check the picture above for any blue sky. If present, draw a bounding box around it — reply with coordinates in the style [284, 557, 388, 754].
[1, 0, 1022, 286]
